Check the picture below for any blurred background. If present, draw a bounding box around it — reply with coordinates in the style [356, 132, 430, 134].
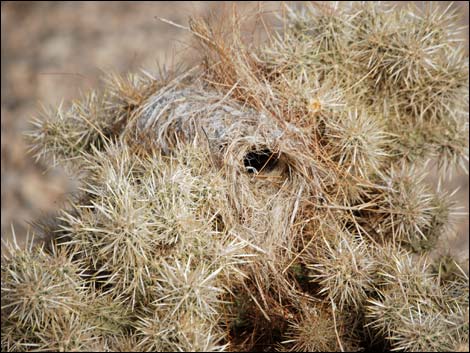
[1, 2, 468, 265]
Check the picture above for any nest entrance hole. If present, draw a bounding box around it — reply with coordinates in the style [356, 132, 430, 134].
[243, 148, 280, 174]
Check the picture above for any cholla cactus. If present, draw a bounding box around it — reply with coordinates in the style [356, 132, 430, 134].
[2, 2, 468, 352]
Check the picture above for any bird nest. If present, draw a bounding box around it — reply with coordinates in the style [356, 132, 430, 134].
[2, 2, 469, 352]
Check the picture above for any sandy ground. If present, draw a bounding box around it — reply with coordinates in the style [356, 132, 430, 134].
[1, 2, 468, 265]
